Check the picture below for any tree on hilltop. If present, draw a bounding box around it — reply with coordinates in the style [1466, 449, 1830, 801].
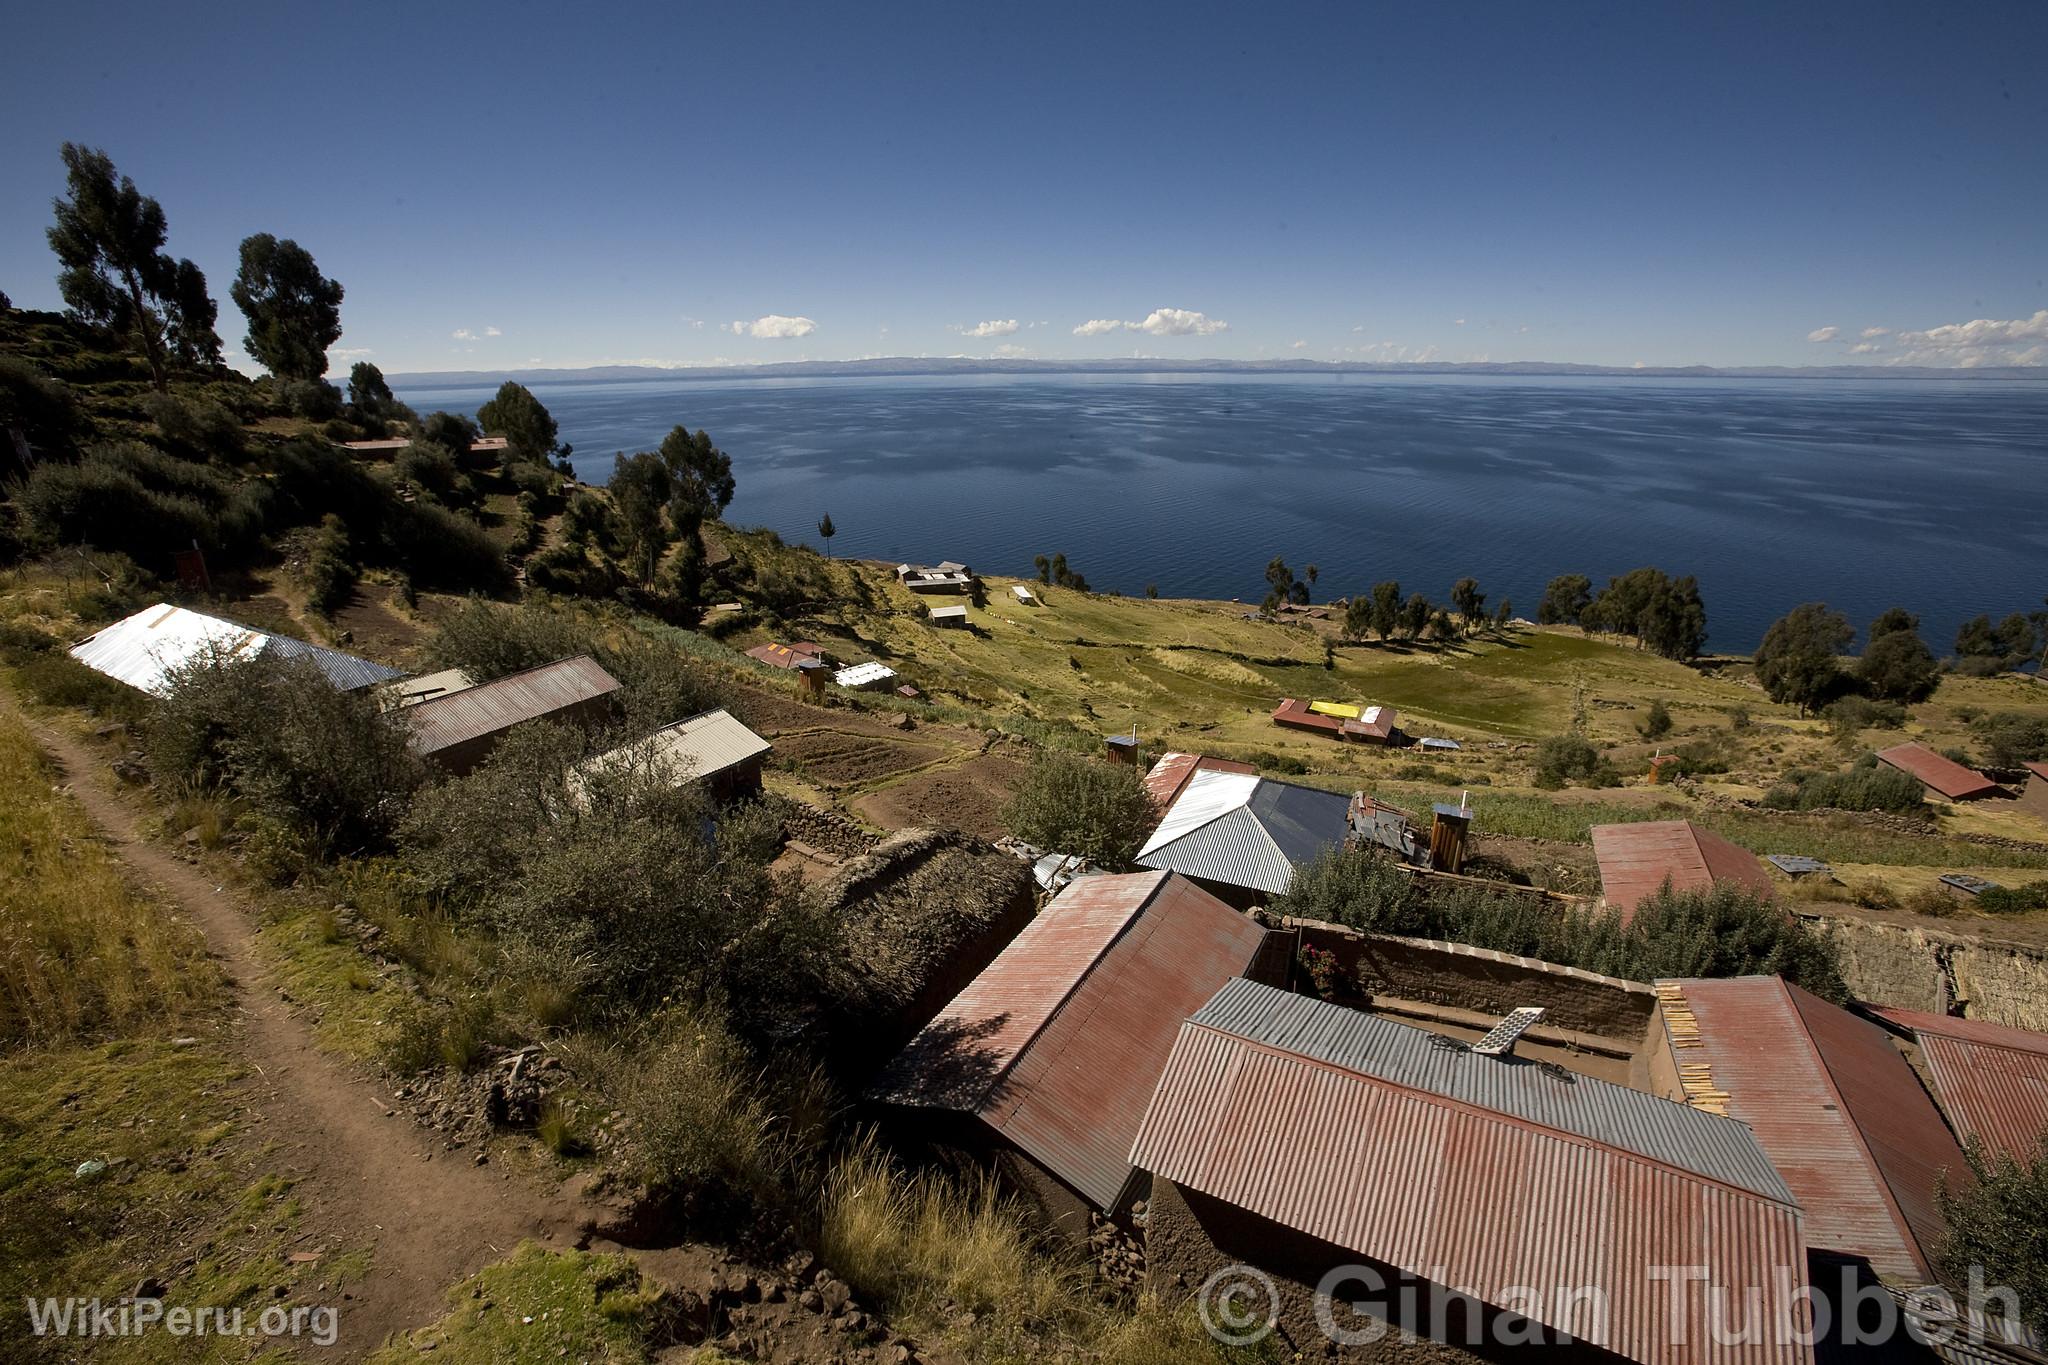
[658, 425, 735, 530]
[1451, 577, 1486, 626]
[1755, 602, 1853, 714]
[1856, 608, 1941, 703]
[46, 143, 220, 391]
[476, 382, 558, 465]
[231, 233, 343, 380]
[817, 513, 835, 558]
[1539, 573, 1592, 625]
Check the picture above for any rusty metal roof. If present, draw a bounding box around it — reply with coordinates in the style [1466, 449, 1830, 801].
[1591, 820, 1777, 920]
[1876, 744, 2004, 801]
[70, 602, 404, 696]
[2025, 761, 2048, 783]
[1871, 1007, 2048, 1166]
[1661, 978, 1970, 1284]
[868, 870, 1267, 1211]
[404, 654, 620, 756]
[1140, 751, 1257, 811]
[1132, 978, 1810, 1365]
[745, 642, 824, 670]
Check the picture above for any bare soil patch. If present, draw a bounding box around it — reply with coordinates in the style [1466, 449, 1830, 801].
[853, 752, 1029, 838]
[331, 581, 420, 659]
[774, 729, 948, 787]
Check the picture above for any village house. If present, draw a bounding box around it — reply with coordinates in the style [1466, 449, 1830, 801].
[1271, 697, 1400, 744]
[378, 668, 474, 709]
[404, 654, 621, 775]
[894, 561, 973, 593]
[1135, 768, 1351, 906]
[833, 660, 897, 691]
[744, 641, 828, 671]
[1876, 742, 2005, 802]
[569, 707, 771, 804]
[866, 870, 1274, 1233]
[1010, 584, 1038, 605]
[1589, 818, 1777, 921]
[1652, 976, 1969, 1287]
[927, 604, 968, 629]
[70, 602, 405, 696]
[1139, 751, 1258, 812]
[340, 435, 510, 460]
[1869, 1006, 2048, 1166]
[1133, 977, 1811, 1364]
[2021, 761, 2048, 822]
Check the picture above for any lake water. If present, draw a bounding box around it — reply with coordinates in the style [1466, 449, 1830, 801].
[393, 372, 2048, 653]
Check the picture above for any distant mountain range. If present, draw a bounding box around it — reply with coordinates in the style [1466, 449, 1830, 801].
[385, 356, 2048, 387]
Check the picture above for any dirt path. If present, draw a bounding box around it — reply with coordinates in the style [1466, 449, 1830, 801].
[24, 716, 583, 1358]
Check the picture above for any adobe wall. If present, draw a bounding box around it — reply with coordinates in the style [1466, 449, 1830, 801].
[1800, 913, 2048, 1031]
[1146, 1179, 1623, 1364]
[1287, 919, 1656, 1043]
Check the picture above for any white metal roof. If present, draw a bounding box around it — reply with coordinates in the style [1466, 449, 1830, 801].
[1011, 585, 1036, 601]
[929, 605, 968, 619]
[834, 661, 897, 688]
[1139, 770, 1260, 858]
[70, 603, 404, 696]
[571, 707, 770, 798]
[1136, 769, 1351, 895]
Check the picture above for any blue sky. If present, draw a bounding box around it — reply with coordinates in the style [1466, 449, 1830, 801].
[4, 1, 2044, 375]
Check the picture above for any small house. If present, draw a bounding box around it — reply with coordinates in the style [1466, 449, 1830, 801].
[69, 602, 405, 696]
[1876, 742, 2003, 802]
[1139, 751, 1258, 812]
[1010, 584, 1038, 605]
[1590, 819, 1775, 922]
[833, 661, 896, 691]
[894, 561, 973, 593]
[1869, 1007, 2048, 1166]
[405, 654, 621, 775]
[1135, 769, 1351, 906]
[571, 707, 771, 804]
[927, 604, 968, 629]
[867, 870, 1271, 1231]
[745, 641, 828, 671]
[1270, 697, 1398, 744]
[379, 668, 475, 709]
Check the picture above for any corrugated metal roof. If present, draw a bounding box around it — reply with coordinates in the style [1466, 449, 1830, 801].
[1592, 820, 1776, 920]
[573, 708, 770, 791]
[745, 642, 824, 670]
[1871, 1007, 2048, 1166]
[380, 668, 475, 708]
[70, 602, 404, 696]
[1140, 752, 1257, 812]
[833, 661, 895, 688]
[2024, 761, 2048, 783]
[868, 870, 1267, 1211]
[1877, 744, 2004, 801]
[1662, 977, 1970, 1284]
[1136, 770, 1349, 896]
[405, 654, 620, 755]
[1271, 696, 1347, 734]
[1132, 979, 1810, 1365]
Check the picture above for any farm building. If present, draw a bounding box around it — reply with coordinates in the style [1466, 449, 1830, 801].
[70, 602, 405, 696]
[1653, 976, 1969, 1285]
[927, 604, 968, 628]
[404, 654, 621, 775]
[1590, 819, 1776, 921]
[1876, 742, 2004, 802]
[379, 668, 474, 709]
[1010, 584, 1037, 605]
[1869, 1007, 2048, 1166]
[1134, 978, 1810, 1364]
[1139, 751, 1257, 812]
[1135, 769, 1350, 905]
[570, 707, 771, 804]
[341, 435, 509, 459]
[745, 641, 828, 670]
[1270, 697, 1398, 743]
[2018, 761, 2048, 821]
[894, 561, 972, 593]
[867, 870, 1270, 1232]
[833, 661, 896, 691]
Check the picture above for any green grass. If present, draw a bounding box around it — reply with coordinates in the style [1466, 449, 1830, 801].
[368, 1242, 664, 1364]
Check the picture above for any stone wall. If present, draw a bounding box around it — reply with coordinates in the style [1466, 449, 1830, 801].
[1801, 912, 2048, 1030]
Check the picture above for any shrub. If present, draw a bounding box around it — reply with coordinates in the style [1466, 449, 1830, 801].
[1823, 695, 1909, 737]
[1626, 882, 1848, 1001]
[1973, 713, 2048, 772]
[1975, 882, 2048, 915]
[1638, 699, 1673, 739]
[145, 391, 243, 458]
[16, 440, 264, 567]
[1762, 757, 1928, 815]
[297, 514, 359, 615]
[11, 652, 151, 724]
[1936, 1137, 2048, 1337]
[1533, 733, 1600, 789]
[1271, 847, 1425, 934]
[280, 378, 342, 421]
[149, 650, 422, 859]
[1002, 748, 1158, 868]
[611, 1004, 779, 1213]
[393, 441, 473, 507]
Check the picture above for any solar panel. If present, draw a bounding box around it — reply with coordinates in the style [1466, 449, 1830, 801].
[1938, 873, 1999, 897]
[1766, 854, 1832, 877]
[1472, 1006, 1546, 1056]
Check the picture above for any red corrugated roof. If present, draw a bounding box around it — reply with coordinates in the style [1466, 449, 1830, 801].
[1270, 697, 1346, 735]
[744, 641, 825, 670]
[868, 870, 1267, 1211]
[1663, 978, 1970, 1284]
[1871, 1007, 2048, 1166]
[405, 655, 620, 755]
[2022, 761, 2048, 782]
[1133, 998, 1811, 1365]
[1140, 751, 1257, 811]
[1875, 743, 2003, 801]
[1592, 820, 1776, 921]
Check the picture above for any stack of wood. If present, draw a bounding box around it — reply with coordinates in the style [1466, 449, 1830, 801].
[1655, 983, 1730, 1116]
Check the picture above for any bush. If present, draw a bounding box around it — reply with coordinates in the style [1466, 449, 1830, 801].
[11, 652, 151, 725]
[1762, 754, 1927, 814]
[393, 441, 473, 508]
[280, 378, 342, 421]
[17, 440, 265, 567]
[145, 391, 243, 458]
[1626, 882, 1848, 1001]
[297, 514, 359, 615]
[1002, 748, 1158, 868]
[1936, 1137, 2048, 1337]
[1271, 847, 1425, 934]
[1975, 882, 2048, 915]
[1533, 733, 1600, 789]
[612, 1004, 779, 1213]
[149, 650, 422, 860]
[1973, 713, 2048, 772]
[1823, 695, 1909, 737]
[1638, 699, 1672, 739]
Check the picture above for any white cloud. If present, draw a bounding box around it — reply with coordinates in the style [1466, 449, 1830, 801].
[1072, 308, 1229, 338]
[452, 328, 476, 341]
[728, 314, 817, 339]
[957, 319, 1019, 338]
[485, 326, 502, 337]
[1849, 342, 1881, 355]
[1290, 339, 1308, 350]
[1339, 341, 1440, 363]
[1806, 326, 1840, 343]
[1452, 317, 1467, 327]
[991, 343, 1034, 358]
[1887, 309, 2048, 367]
[330, 346, 374, 360]
[1861, 326, 1890, 338]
